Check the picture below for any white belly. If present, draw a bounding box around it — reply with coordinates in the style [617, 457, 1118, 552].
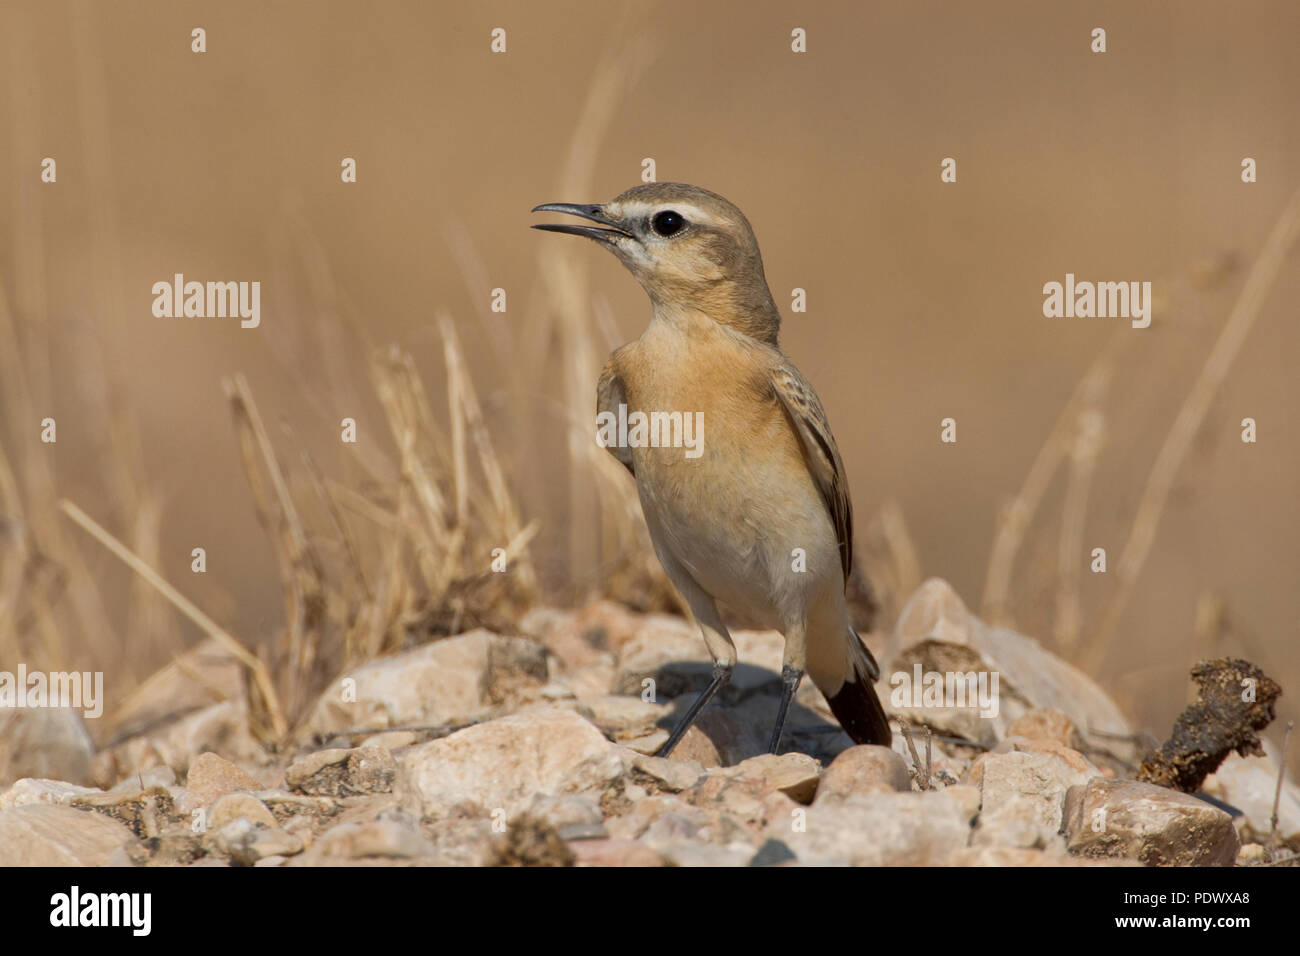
[634, 442, 840, 628]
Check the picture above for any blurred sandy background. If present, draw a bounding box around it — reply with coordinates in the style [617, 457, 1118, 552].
[1, 1, 1297, 756]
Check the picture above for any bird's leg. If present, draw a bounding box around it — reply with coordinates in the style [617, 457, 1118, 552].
[650, 563, 736, 759]
[656, 662, 733, 758]
[768, 665, 804, 754]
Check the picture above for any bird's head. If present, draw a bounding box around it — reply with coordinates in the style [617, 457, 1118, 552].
[532, 182, 780, 344]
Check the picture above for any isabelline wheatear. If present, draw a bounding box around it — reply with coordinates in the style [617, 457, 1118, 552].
[532, 182, 891, 756]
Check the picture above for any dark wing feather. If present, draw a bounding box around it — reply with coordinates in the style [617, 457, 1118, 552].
[597, 355, 634, 476]
[771, 361, 854, 584]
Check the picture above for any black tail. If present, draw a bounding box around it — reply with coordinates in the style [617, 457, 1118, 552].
[826, 628, 892, 745]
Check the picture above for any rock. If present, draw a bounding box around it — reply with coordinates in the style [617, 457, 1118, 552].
[521, 600, 645, 664]
[518, 602, 624, 698]
[569, 838, 668, 867]
[573, 695, 669, 741]
[942, 783, 985, 821]
[349, 746, 398, 794]
[973, 796, 1066, 852]
[749, 839, 799, 866]
[639, 803, 751, 847]
[670, 706, 770, 767]
[988, 735, 1100, 775]
[972, 750, 1099, 849]
[525, 790, 605, 832]
[306, 810, 436, 861]
[627, 753, 704, 793]
[0, 778, 100, 810]
[214, 818, 304, 865]
[257, 790, 338, 827]
[605, 794, 706, 840]
[771, 788, 977, 865]
[69, 786, 178, 840]
[815, 745, 911, 802]
[106, 636, 245, 743]
[96, 700, 265, 788]
[209, 793, 277, 830]
[304, 630, 548, 737]
[17, 604, 1186, 868]
[526, 793, 605, 835]
[185, 752, 264, 805]
[126, 828, 205, 867]
[359, 731, 419, 751]
[407, 819, 497, 867]
[652, 841, 757, 867]
[1062, 778, 1239, 866]
[398, 707, 626, 820]
[604, 619, 849, 766]
[617, 727, 670, 756]
[108, 765, 178, 794]
[0, 804, 134, 866]
[1236, 843, 1267, 865]
[556, 821, 608, 841]
[949, 846, 1138, 866]
[668, 722, 725, 767]
[613, 615, 712, 698]
[488, 814, 575, 866]
[889, 578, 974, 652]
[758, 791, 805, 832]
[691, 753, 822, 813]
[285, 745, 396, 797]
[0, 707, 94, 786]
[286, 749, 351, 795]
[889, 580, 1133, 756]
[887, 642, 1003, 747]
[614, 624, 808, 701]
[1201, 739, 1300, 845]
[1006, 709, 1078, 748]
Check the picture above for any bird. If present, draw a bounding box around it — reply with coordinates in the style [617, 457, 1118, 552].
[532, 182, 891, 757]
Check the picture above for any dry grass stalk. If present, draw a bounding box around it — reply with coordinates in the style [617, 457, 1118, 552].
[860, 499, 922, 630]
[58, 499, 288, 744]
[1268, 720, 1293, 856]
[224, 374, 328, 724]
[1054, 403, 1106, 651]
[1082, 183, 1300, 673]
[532, 33, 658, 589]
[982, 346, 1121, 628]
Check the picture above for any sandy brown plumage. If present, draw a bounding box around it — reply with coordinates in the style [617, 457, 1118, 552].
[535, 182, 891, 754]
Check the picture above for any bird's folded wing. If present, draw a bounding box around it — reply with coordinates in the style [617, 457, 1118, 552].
[597, 356, 635, 475]
[771, 360, 854, 583]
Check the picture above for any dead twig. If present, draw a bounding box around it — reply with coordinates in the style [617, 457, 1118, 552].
[1269, 721, 1294, 855]
[1085, 184, 1300, 670]
[58, 499, 287, 743]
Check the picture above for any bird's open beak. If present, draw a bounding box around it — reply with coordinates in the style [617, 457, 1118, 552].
[531, 203, 633, 243]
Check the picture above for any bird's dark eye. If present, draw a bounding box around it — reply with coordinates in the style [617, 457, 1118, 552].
[651, 210, 686, 237]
